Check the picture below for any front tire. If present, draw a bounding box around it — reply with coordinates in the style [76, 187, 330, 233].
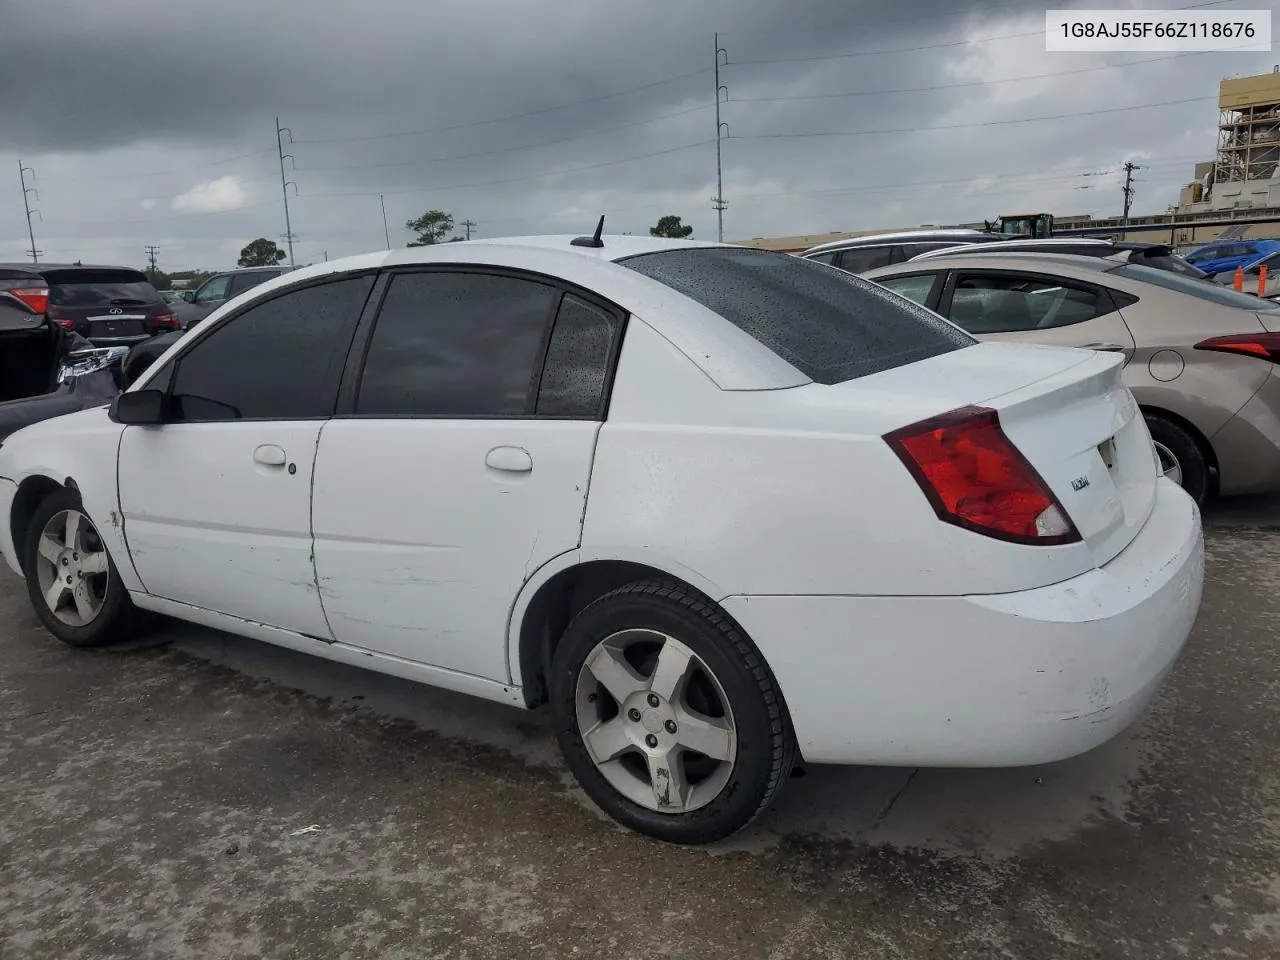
[549, 580, 794, 844]
[23, 488, 138, 648]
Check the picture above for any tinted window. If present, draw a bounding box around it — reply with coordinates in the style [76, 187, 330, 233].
[230, 271, 281, 296]
[1111, 262, 1280, 311]
[877, 273, 937, 306]
[169, 275, 373, 422]
[1185, 246, 1218, 263]
[837, 246, 895, 273]
[357, 271, 558, 417]
[195, 275, 232, 303]
[949, 273, 1106, 334]
[805, 252, 838, 265]
[620, 247, 973, 384]
[47, 268, 160, 307]
[536, 294, 622, 418]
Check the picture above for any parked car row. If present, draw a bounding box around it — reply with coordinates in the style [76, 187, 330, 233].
[0, 235, 1204, 845]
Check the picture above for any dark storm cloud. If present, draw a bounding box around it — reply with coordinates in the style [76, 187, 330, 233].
[0, 0, 1269, 268]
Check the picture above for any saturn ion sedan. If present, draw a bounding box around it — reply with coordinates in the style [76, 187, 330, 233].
[0, 237, 1204, 844]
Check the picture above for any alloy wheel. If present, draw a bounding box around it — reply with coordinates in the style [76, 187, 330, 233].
[573, 628, 738, 814]
[1154, 440, 1184, 488]
[34, 509, 110, 627]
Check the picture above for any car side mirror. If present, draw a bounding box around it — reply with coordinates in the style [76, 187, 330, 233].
[182, 291, 196, 303]
[110, 390, 167, 425]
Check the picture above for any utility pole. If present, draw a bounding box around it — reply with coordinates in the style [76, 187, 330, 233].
[1121, 160, 1142, 239]
[18, 161, 41, 263]
[461, 218, 476, 241]
[379, 194, 391, 249]
[712, 33, 729, 243]
[144, 245, 159, 280]
[276, 117, 298, 267]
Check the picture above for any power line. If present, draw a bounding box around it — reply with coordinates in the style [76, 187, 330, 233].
[37, 149, 277, 186]
[380, 194, 391, 248]
[298, 139, 715, 200]
[294, 67, 714, 146]
[729, 95, 1215, 142]
[297, 102, 710, 172]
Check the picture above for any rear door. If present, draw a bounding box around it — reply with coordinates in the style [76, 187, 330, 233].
[311, 269, 624, 681]
[938, 268, 1136, 360]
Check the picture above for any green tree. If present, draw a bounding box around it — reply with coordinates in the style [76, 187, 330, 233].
[649, 215, 693, 239]
[238, 238, 287, 267]
[406, 210, 455, 246]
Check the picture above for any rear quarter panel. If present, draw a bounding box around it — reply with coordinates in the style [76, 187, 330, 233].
[582, 317, 1096, 598]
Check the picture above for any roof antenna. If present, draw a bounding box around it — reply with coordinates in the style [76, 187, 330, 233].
[571, 215, 605, 248]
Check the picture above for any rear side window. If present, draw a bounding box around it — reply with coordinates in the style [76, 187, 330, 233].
[169, 275, 373, 422]
[356, 271, 559, 417]
[620, 247, 973, 384]
[836, 246, 895, 273]
[46, 269, 160, 307]
[536, 294, 622, 418]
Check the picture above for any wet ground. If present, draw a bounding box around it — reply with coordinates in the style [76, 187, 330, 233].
[1, 500, 1278, 958]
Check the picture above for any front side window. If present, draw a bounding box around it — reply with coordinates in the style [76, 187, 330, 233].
[356, 271, 559, 417]
[168, 275, 373, 422]
[948, 273, 1106, 334]
[195, 275, 232, 303]
[619, 247, 972, 384]
[876, 273, 938, 307]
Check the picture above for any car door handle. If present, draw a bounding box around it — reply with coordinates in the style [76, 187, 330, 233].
[1082, 342, 1128, 353]
[485, 446, 532, 473]
[253, 444, 287, 467]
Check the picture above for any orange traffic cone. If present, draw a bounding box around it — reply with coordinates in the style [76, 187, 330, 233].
[1234, 266, 1245, 292]
[1259, 265, 1269, 297]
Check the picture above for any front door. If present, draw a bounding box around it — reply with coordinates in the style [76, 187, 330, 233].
[118, 274, 374, 637]
[941, 269, 1137, 360]
[312, 270, 625, 681]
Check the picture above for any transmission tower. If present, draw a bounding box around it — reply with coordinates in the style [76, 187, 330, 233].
[18, 161, 41, 263]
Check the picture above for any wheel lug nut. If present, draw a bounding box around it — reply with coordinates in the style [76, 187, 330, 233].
[645, 734, 658, 748]
[646, 693, 660, 708]
[61, 558, 68, 566]
[665, 720, 677, 734]
[72, 553, 79, 561]
[65, 576, 72, 584]
[627, 708, 641, 722]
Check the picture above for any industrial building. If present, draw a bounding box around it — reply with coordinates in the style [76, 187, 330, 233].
[739, 68, 1280, 254]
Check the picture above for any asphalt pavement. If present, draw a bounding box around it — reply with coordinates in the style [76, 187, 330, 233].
[1, 497, 1279, 959]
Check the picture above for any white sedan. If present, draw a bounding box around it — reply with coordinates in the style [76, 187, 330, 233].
[0, 235, 1204, 844]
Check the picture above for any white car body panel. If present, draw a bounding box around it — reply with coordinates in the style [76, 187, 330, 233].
[118, 421, 331, 638]
[0, 236, 1204, 768]
[311, 417, 599, 682]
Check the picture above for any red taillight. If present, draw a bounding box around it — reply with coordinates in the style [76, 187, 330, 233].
[153, 311, 179, 328]
[884, 405, 1080, 546]
[1195, 332, 1280, 363]
[45, 307, 74, 329]
[8, 286, 48, 314]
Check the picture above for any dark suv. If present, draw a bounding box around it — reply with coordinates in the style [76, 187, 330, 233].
[0, 263, 178, 346]
[175, 265, 291, 329]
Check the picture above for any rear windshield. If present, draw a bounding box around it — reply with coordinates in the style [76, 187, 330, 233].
[45, 269, 159, 308]
[1128, 252, 1207, 279]
[619, 247, 973, 384]
[1109, 262, 1280, 311]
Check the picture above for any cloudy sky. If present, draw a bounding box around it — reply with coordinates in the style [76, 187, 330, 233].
[0, 0, 1274, 271]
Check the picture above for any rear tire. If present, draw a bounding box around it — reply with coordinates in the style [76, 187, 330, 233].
[1145, 413, 1209, 506]
[549, 579, 794, 844]
[22, 488, 140, 648]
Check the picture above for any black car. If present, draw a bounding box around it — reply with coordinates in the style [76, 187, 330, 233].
[0, 263, 179, 347]
[175, 265, 291, 329]
[0, 266, 126, 443]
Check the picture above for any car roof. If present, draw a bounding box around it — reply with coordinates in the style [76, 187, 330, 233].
[801, 230, 994, 257]
[475, 234, 729, 261]
[867, 252, 1120, 277]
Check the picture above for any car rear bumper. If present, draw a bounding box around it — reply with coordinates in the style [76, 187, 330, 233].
[1212, 368, 1280, 496]
[721, 477, 1203, 766]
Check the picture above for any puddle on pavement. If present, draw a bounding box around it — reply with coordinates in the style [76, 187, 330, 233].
[167, 622, 1168, 861]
